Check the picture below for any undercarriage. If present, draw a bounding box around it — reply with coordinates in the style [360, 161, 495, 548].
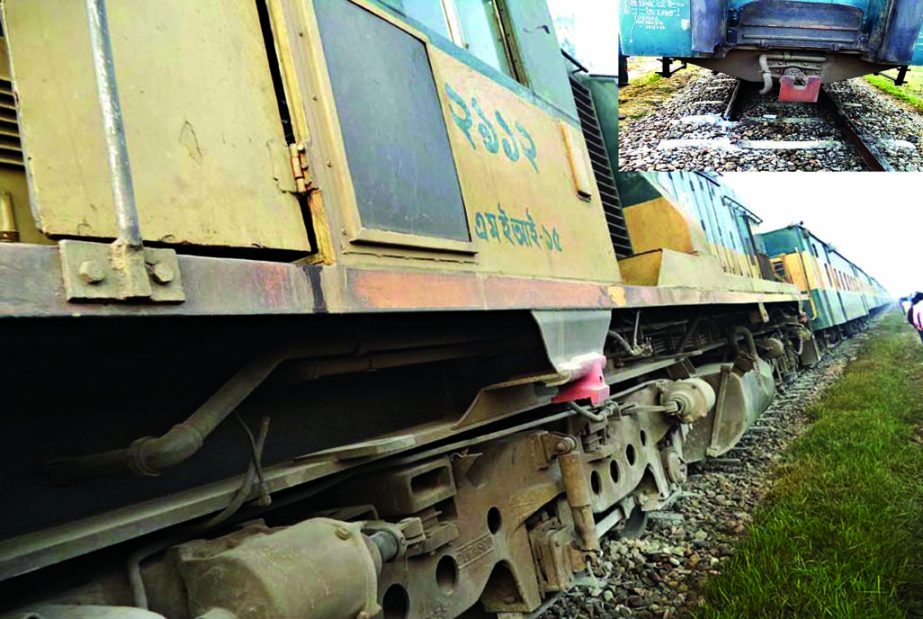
[0, 303, 811, 618]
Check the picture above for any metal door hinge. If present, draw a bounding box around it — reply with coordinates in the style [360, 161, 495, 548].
[289, 141, 312, 194]
[60, 239, 185, 303]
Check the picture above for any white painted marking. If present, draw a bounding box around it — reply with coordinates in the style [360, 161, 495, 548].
[738, 140, 845, 150]
[878, 139, 917, 151]
[657, 138, 847, 151]
[673, 114, 737, 129]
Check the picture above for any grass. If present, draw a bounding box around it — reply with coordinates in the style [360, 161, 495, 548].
[619, 58, 706, 123]
[866, 67, 923, 114]
[697, 311, 923, 619]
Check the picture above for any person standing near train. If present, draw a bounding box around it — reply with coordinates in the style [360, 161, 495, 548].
[907, 293, 923, 343]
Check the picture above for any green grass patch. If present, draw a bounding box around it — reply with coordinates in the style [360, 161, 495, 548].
[866, 67, 923, 114]
[697, 312, 923, 619]
[618, 61, 706, 123]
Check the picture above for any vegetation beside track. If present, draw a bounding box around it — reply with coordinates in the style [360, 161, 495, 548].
[866, 67, 923, 114]
[618, 59, 705, 124]
[698, 311, 923, 618]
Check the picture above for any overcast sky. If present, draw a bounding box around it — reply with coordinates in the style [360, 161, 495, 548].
[548, 0, 620, 74]
[721, 173, 921, 296]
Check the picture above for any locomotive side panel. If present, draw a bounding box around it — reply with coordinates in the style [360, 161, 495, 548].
[279, 0, 622, 282]
[3, 0, 313, 251]
[2, 0, 621, 285]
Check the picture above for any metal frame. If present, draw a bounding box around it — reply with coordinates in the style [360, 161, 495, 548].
[0, 243, 804, 319]
[874, 64, 909, 86]
[659, 57, 688, 78]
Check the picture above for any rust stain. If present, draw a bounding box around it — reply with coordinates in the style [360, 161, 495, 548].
[480, 276, 612, 309]
[348, 270, 481, 310]
[348, 269, 622, 311]
[255, 262, 298, 309]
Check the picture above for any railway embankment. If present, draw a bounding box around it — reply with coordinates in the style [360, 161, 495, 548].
[544, 311, 923, 618]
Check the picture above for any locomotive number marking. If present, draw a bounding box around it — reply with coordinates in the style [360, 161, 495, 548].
[444, 83, 539, 172]
[474, 205, 563, 253]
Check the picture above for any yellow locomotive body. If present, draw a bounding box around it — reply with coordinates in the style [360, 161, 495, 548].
[0, 2, 816, 618]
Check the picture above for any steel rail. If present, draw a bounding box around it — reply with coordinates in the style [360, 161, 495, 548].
[818, 88, 892, 172]
[723, 79, 755, 121]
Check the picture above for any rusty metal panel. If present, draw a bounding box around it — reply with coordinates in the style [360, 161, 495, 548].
[3, 0, 311, 251]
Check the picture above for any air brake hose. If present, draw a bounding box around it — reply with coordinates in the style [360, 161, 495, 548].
[608, 329, 645, 357]
[128, 415, 271, 610]
[729, 326, 759, 360]
[41, 350, 286, 484]
[759, 54, 773, 94]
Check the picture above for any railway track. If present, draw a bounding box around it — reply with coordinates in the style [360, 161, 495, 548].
[619, 73, 923, 172]
[538, 331, 869, 619]
[721, 80, 892, 172]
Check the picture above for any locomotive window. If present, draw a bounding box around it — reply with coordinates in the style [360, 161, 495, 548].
[396, 0, 517, 79]
[454, 0, 515, 77]
[401, 0, 452, 38]
[317, 0, 471, 244]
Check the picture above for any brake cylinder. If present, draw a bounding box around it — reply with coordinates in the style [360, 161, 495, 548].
[173, 519, 383, 619]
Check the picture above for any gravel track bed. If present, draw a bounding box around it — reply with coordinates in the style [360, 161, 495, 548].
[824, 79, 923, 171]
[618, 74, 923, 172]
[540, 334, 868, 619]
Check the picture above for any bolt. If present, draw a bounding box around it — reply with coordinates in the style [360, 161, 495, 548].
[335, 526, 351, 540]
[555, 440, 570, 454]
[78, 260, 105, 284]
[150, 262, 175, 285]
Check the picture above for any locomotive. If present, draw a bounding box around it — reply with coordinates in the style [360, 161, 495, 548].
[0, 1, 888, 618]
[619, 0, 923, 102]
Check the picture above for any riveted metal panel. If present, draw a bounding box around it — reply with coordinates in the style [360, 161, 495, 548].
[3, 0, 311, 251]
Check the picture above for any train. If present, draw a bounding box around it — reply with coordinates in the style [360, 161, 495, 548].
[758, 224, 892, 351]
[619, 0, 923, 102]
[0, 1, 890, 618]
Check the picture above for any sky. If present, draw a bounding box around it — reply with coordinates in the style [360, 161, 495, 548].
[547, 0, 620, 74]
[721, 173, 921, 296]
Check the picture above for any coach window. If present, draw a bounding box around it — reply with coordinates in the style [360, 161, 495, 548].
[399, 0, 517, 79]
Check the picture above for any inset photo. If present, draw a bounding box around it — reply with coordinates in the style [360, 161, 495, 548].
[618, 0, 923, 172]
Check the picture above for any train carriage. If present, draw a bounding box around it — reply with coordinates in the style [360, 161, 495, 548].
[757, 224, 892, 348]
[619, 172, 768, 282]
[619, 0, 923, 102]
[0, 2, 883, 618]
